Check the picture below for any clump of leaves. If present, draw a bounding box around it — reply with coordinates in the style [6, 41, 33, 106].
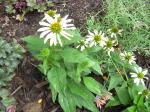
[0, 37, 24, 111]
[4, 0, 53, 14]
[0, 89, 16, 112]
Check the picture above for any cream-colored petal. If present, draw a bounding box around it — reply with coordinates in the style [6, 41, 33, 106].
[39, 21, 50, 26]
[57, 34, 63, 46]
[141, 79, 145, 86]
[94, 30, 98, 35]
[81, 46, 85, 51]
[44, 13, 54, 23]
[139, 67, 142, 73]
[37, 27, 49, 32]
[40, 30, 51, 38]
[76, 45, 80, 48]
[50, 36, 55, 46]
[89, 41, 95, 47]
[134, 67, 139, 73]
[44, 33, 53, 44]
[61, 31, 72, 38]
[134, 78, 140, 85]
[143, 69, 148, 75]
[131, 73, 137, 77]
[88, 30, 94, 36]
[53, 34, 57, 46]
[60, 32, 71, 40]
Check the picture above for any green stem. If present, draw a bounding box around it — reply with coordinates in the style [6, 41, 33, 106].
[109, 55, 121, 75]
[123, 65, 129, 80]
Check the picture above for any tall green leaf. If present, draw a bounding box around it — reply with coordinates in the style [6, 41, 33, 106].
[116, 87, 131, 105]
[108, 75, 124, 91]
[68, 79, 99, 112]
[23, 35, 48, 54]
[47, 67, 66, 93]
[58, 93, 76, 112]
[83, 77, 105, 95]
[61, 47, 87, 63]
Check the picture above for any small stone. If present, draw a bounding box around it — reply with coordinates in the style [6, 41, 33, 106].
[23, 102, 42, 112]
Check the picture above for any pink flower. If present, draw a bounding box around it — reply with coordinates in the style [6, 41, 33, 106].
[6, 105, 16, 112]
[95, 93, 112, 109]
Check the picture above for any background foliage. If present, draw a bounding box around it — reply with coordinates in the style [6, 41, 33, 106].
[88, 0, 150, 56]
[0, 37, 24, 112]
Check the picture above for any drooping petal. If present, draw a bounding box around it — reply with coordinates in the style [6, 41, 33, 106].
[60, 31, 71, 40]
[44, 32, 53, 44]
[141, 79, 145, 86]
[37, 27, 49, 32]
[39, 21, 50, 26]
[81, 46, 85, 51]
[40, 30, 51, 38]
[143, 69, 148, 75]
[94, 30, 98, 35]
[139, 67, 142, 73]
[88, 30, 94, 36]
[57, 34, 63, 46]
[44, 13, 54, 23]
[134, 78, 140, 85]
[89, 41, 95, 47]
[134, 67, 139, 73]
[76, 45, 80, 48]
[131, 73, 137, 77]
[53, 34, 57, 45]
[50, 36, 55, 46]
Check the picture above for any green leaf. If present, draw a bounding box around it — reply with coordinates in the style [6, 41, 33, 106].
[23, 35, 48, 54]
[61, 47, 87, 63]
[127, 106, 137, 112]
[47, 67, 66, 93]
[58, 93, 76, 112]
[68, 79, 99, 112]
[137, 96, 144, 107]
[108, 75, 124, 91]
[116, 87, 131, 105]
[64, 63, 80, 83]
[74, 95, 99, 112]
[106, 96, 121, 107]
[83, 77, 104, 95]
[91, 62, 102, 75]
[0, 89, 15, 107]
[50, 85, 58, 103]
[68, 79, 94, 101]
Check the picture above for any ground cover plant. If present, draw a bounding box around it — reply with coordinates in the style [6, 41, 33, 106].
[0, 0, 53, 21]
[0, 37, 24, 112]
[0, 0, 150, 112]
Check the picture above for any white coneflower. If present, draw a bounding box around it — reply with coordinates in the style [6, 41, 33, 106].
[37, 14, 76, 46]
[76, 40, 88, 51]
[120, 51, 136, 64]
[103, 38, 117, 55]
[86, 30, 106, 47]
[130, 66, 148, 86]
[107, 26, 123, 38]
[138, 89, 149, 99]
